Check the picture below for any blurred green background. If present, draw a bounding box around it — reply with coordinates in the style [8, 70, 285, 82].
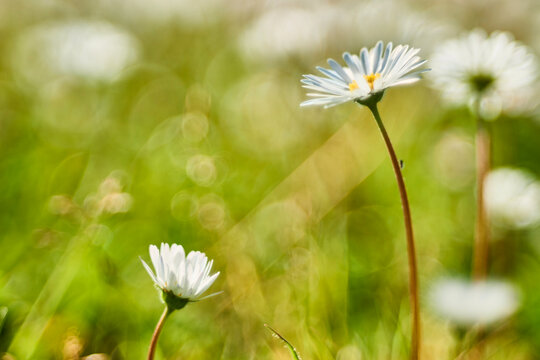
[1, 0, 540, 359]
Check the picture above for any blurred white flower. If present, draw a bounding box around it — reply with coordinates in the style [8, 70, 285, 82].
[240, 6, 332, 62]
[300, 41, 428, 108]
[430, 278, 519, 327]
[430, 30, 539, 117]
[485, 168, 540, 229]
[96, 0, 224, 26]
[339, 0, 456, 53]
[240, 0, 454, 63]
[141, 243, 220, 304]
[14, 20, 139, 83]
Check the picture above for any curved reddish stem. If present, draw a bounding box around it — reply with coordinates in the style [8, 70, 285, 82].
[147, 307, 170, 360]
[473, 117, 490, 280]
[368, 103, 421, 360]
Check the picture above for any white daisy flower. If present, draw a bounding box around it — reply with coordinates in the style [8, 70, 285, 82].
[430, 30, 539, 116]
[485, 168, 540, 230]
[141, 243, 220, 307]
[300, 41, 428, 108]
[430, 278, 519, 327]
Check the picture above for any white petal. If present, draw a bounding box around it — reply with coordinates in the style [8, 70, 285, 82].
[316, 66, 343, 82]
[327, 59, 352, 83]
[359, 47, 370, 75]
[370, 41, 383, 74]
[377, 42, 393, 73]
[149, 245, 165, 282]
[195, 272, 220, 298]
[343, 52, 361, 76]
[300, 96, 351, 107]
[196, 290, 224, 301]
[140, 258, 159, 286]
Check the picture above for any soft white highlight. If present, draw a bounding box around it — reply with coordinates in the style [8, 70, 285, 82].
[14, 20, 139, 83]
[240, 6, 332, 62]
[430, 278, 519, 327]
[485, 167, 540, 229]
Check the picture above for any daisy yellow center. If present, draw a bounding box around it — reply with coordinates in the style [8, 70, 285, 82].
[348, 74, 381, 92]
[364, 73, 381, 90]
[348, 80, 360, 91]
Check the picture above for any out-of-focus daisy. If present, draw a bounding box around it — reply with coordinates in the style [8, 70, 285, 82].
[240, 6, 333, 62]
[485, 168, 540, 229]
[141, 243, 220, 308]
[13, 20, 139, 84]
[96, 0, 224, 26]
[430, 30, 539, 117]
[338, 0, 456, 53]
[430, 278, 519, 327]
[300, 41, 428, 108]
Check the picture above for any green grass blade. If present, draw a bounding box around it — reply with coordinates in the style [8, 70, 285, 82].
[0, 306, 7, 332]
[264, 324, 301, 360]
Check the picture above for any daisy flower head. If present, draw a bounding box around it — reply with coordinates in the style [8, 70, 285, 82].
[430, 278, 519, 328]
[430, 30, 539, 117]
[141, 243, 220, 310]
[300, 41, 429, 108]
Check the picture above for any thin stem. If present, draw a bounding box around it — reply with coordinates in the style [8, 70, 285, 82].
[148, 307, 171, 360]
[368, 103, 420, 360]
[472, 103, 490, 280]
[470, 101, 491, 360]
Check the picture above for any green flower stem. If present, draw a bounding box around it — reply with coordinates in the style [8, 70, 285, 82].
[367, 103, 421, 360]
[148, 307, 172, 360]
[472, 104, 490, 280]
